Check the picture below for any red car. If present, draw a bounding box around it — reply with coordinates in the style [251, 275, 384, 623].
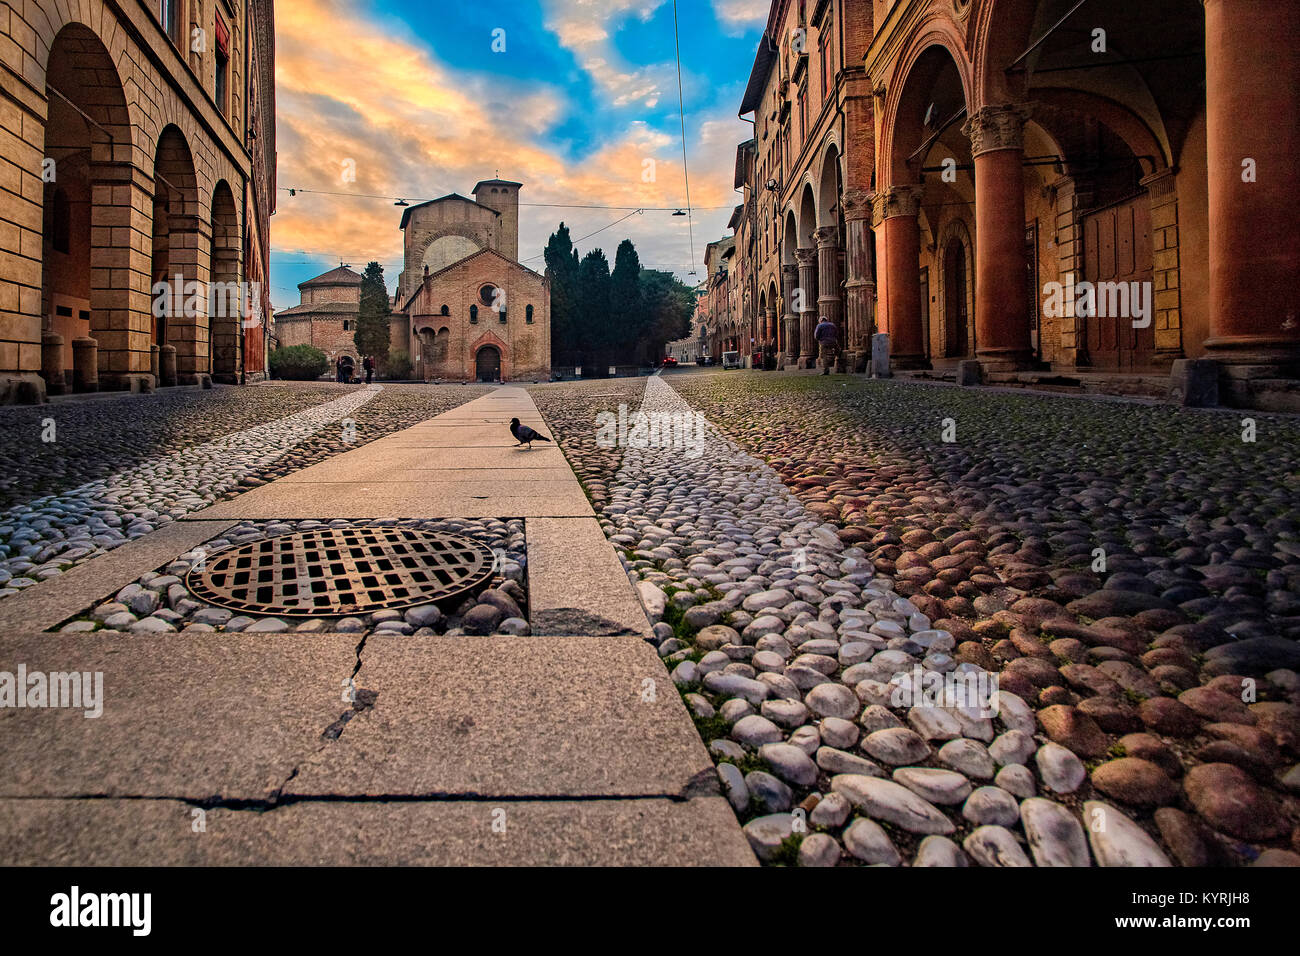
[661, 356, 678, 368]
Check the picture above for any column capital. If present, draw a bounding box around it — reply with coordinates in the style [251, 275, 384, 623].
[841, 187, 873, 220]
[794, 246, 818, 266]
[963, 104, 1030, 157]
[813, 225, 839, 248]
[871, 185, 924, 225]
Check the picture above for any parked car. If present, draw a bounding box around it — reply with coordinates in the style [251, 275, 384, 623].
[722, 351, 742, 369]
[661, 356, 678, 368]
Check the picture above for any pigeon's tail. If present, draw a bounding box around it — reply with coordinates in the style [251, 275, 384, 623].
[536, 435, 552, 443]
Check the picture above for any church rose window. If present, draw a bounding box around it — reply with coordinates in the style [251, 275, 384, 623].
[479, 284, 498, 306]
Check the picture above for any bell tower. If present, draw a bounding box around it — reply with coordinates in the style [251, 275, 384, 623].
[472, 179, 521, 262]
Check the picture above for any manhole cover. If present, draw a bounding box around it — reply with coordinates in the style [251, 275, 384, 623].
[185, 527, 496, 617]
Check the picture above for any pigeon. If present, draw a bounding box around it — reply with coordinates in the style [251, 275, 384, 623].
[509, 418, 552, 449]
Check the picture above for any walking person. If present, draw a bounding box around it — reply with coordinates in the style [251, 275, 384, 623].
[363, 354, 374, 384]
[814, 315, 839, 375]
[335, 355, 344, 383]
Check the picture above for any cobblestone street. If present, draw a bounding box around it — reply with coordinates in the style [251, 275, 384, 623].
[542, 369, 1300, 867]
[0, 384, 488, 598]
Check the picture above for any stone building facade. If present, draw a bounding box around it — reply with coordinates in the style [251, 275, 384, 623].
[396, 180, 549, 382]
[698, 237, 738, 361]
[272, 266, 362, 376]
[735, 0, 877, 371]
[728, 0, 1299, 406]
[1, 0, 276, 402]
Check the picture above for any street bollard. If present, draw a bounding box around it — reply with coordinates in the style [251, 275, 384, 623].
[71, 336, 99, 393]
[160, 345, 178, 387]
[41, 331, 67, 396]
[870, 333, 891, 378]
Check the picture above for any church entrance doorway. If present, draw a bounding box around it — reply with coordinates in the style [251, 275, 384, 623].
[476, 346, 501, 382]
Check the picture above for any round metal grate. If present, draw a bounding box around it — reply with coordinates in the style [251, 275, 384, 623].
[184, 527, 497, 617]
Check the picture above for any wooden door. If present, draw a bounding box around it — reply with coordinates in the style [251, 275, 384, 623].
[1082, 195, 1155, 369]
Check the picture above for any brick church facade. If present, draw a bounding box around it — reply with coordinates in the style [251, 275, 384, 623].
[393, 180, 550, 383]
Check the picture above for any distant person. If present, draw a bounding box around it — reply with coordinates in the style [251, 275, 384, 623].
[814, 316, 838, 375]
[363, 355, 374, 384]
[335, 355, 344, 383]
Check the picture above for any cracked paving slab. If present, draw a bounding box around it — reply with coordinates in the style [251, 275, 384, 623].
[0, 632, 361, 803]
[284, 634, 718, 800]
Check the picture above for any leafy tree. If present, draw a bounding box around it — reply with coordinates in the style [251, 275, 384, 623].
[608, 239, 643, 366]
[577, 247, 611, 373]
[354, 261, 391, 363]
[543, 223, 581, 366]
[637, 269, 697, 363]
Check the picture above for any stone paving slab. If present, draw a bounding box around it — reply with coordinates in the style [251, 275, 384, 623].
[0, 633, 359, 801]
[286, 634, 712, 799]
[0, 796, 756, 866]
[186, 388, 579, 519]
[380, 425, 554, 447]
[0, 519, 236, 633]
[188, 482, 594, 519]
[527, 517, 652, 637]
[276, 462, 573, 484]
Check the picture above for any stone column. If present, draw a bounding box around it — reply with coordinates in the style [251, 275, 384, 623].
[965, 105, 1034, 370]
[842, 188, 874, 372]
[1202, 0, 1300, 371]
[815, 226, 843, 370]
[765, 304, 777, 360]
[210, 217, 244, 384]
[781, 262, 799, 366]
[164, 212, 213, 386]
[794, 247, 819, 368]
[873, 185, 926, 367]
[90, 161, 155, 391]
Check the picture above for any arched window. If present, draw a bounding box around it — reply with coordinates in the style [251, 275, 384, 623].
[525, 304, 534, 324]
[469, 304, 478, 323]
[440, 304, 449, 316]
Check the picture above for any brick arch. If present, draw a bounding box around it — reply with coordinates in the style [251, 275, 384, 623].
[879, 22, 975, 188]
[935, 216, 976, 357]
[816, 142, 841, 228]
[969, 0, 1038, 110]
[151, 124, 208, 381]
[36, 13, 140, 157]
[209, 180, 241, 382]
[471, 329, 509, 381]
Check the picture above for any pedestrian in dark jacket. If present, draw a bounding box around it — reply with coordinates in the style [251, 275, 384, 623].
[335, 356, 344, 383]
[363, 355, 374, 384]
[814, 316, 838, 375]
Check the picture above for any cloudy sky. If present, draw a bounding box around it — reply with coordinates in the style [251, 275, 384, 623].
[269, 0, 769, 313]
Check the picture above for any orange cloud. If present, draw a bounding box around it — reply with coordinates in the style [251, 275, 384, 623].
[272, 0, 748, 309]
